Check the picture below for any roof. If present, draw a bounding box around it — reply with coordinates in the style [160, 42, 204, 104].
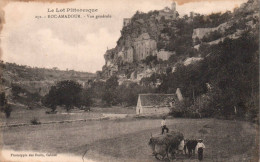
[139, 94, 177, 107]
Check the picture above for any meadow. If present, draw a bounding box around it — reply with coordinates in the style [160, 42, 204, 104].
[1, 108, 258, 162]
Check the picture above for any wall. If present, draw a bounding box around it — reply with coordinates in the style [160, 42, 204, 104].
[141, 107, 171, 114]
[192, 22, 230, 40]
[157, 50, 174, 61]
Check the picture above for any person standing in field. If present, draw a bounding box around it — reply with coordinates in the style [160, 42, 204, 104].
[161, 117, 169, 134]
[178, 139, 185, 154]
[196, 139, 205, 160]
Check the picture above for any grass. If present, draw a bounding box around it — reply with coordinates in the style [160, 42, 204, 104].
[2, 117, 259, 162]
[2, 106, 135, 126]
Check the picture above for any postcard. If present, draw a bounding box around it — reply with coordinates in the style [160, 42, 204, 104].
[0, 0, 259, 161]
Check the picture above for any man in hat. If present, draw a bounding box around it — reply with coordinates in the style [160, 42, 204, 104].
[195, 139, 205, 160]
[161, 117, 169, 134]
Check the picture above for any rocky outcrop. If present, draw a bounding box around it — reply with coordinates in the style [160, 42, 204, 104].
[192, 22, 231, 40]
[133, 33, 157, 61]
[184, 57, 203, 66]
[100, 1, 184, 79]
[192, 0, 259, 49]
[102, 0, 259, 82]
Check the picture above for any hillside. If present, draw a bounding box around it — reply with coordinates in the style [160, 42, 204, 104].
[100, 0, 259, 84]
[96, 0, 259, 121]
[1, 62, 96, 105]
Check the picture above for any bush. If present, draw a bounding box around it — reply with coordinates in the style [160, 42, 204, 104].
[3, 105, 12, 118]
[169, 109, 185, 118]
[169, 108, 201, 118]
[11, 84, 24, 97]
[201, 30, 223, 42]
[30, 117, 41, 125]
[169, 99, 202, 118]
[45, 110, 57, 114]
[0, 92, 12, 118]
[142, 55, 158, 66]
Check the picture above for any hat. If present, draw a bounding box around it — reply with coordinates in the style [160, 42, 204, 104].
[198, 139, 203, 142]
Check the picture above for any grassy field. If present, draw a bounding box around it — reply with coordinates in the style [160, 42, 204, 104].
[1, 115, 259, 162]
[1, 106, 135, 126]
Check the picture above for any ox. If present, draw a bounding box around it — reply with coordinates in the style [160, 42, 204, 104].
[184, 139, 198, 157]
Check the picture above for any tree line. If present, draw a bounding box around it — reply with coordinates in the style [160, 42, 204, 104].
[40, 30, 258, 122]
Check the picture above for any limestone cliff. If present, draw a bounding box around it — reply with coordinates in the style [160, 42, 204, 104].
[192, 0, 259, 49]
[102, 3, 180, 79]
[101, 0, 259, 84]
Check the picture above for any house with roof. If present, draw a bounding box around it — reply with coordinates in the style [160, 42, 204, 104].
[136, 88, 183, 115]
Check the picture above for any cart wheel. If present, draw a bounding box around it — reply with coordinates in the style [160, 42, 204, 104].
[167, 145, 176, 160]
[155, 153, 165, 161]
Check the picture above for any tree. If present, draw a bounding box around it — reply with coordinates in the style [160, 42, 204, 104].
[143, 55, 158, 67]
[79, 89, 92, 108]
[102, 76, 119, 106]
[42, 80, 88, 111]
[0, 92, 12, 118]
[116, 83, 155, 106]
[42, 86, 59, 112]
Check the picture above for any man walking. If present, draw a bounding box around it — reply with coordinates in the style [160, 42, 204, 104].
[161, 117, 169, 134]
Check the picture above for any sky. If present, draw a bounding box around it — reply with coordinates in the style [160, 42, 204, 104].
[1, 0, 246, 73]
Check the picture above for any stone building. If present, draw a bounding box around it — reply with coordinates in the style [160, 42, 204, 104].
[123, 18, 131, 27]
[136, 88, 183, 115]
[133, 33, 157, 61]
[157, 2, 177, 20]
[157, 49, 175, 61]
[136, 94, 176, 115]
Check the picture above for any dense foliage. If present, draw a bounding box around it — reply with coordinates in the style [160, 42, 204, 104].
[159, 31, 259, 121]
[42, 80, 92, 111]
[11, 83, 41, 106]
[89, 75, 155, 107]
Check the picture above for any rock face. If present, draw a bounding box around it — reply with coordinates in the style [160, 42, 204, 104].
[101, 0, 259, 82]
[105, 33, 157, 65]
[157, 50, 175, 61]
[192, 0, 259, 49]
[133, 33, 157, 61]
[101, 2, 180, 79]
[192, 22, 230, 40]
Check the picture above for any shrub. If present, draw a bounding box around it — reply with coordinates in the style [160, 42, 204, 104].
[11, 84, 24, 97]
[0, 92, 12, 118]
[3, 105, 12, 118]
[45, 110, 57, 114]
[30, 117, 41, 125]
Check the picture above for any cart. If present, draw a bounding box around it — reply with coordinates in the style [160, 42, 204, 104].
[148, 131, 184, 161]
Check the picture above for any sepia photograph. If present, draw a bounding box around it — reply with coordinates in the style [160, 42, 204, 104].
[0, 0, 259, 161]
